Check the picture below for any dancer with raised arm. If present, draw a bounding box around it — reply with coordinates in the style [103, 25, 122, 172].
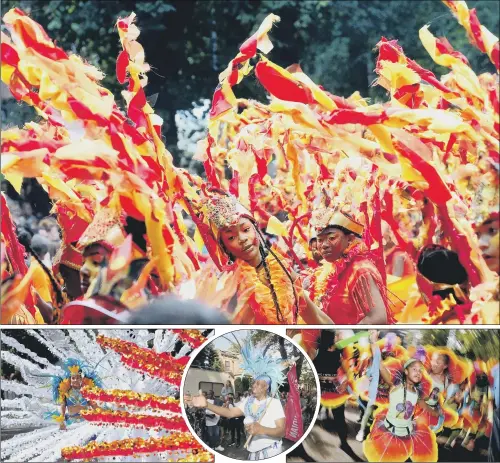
[185, 338, 287, 460]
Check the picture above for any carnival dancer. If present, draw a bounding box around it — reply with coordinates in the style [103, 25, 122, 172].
[185, 338, 287, 460]
[355, 330, 409, 443]
[363, 350, 440, 462]
[1, 329, 208, 462]
[309, 207, 391, 324]
[311, 330, 361, 461]
[416, 245, 470, 306]
[459, 361, 493, 451]
[196, 191, 333, 324]
[474, 212, 499, 275]
[413, 346, 470, 434]
[60, 211, 155, 324]
[309, 237, 324, 267]
[444, 378, 469, 448]
[48, 359, 101, 430]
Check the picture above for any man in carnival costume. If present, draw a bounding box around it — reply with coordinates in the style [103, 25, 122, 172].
[308, 207, 391, 324]
[194, 191, 333, 325]
[185, 338, 287, 460]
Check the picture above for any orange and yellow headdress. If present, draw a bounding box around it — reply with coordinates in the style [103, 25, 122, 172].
[77, 208, 125, 253]
[52, 358, 102, 404]
[193, 191, 258, 270]
[310, 207, 364, 238]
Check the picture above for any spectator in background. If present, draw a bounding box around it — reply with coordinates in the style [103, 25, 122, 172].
[300, 391, 307, 415]
[31, 234, 51, 267]
[220, 394, 233, 445]
[206, 390, 224, 452]
[221, 380, 234, 400]
[226, 394, 243, 447]
[21, 202, 40, 233]
[38, 217, 60, 258]
[280, 391, 287, 408]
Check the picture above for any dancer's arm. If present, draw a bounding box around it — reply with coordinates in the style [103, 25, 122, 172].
[59, 402, 67, 430]
[206, 401, 244, 418]
[417, 399, 440, 416]
[35, 291, 53, 324]
[246, 418, 285, 438]
[232, 304, 255, 324]
[300, 289, 335, 324]
[369, 330, 393, 385]
[185, 391, 244, 418]
[355, 276, 388, 325]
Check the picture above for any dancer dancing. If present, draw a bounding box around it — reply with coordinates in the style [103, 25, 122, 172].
[363, 345, 439, 462]
[308, 207, 391, 324]
[185, 337, 287, 460]
[196, 191, 333, 324]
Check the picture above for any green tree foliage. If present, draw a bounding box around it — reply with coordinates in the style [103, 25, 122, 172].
[191, 342, 222, 372]
[412, 329, 499, 361]
[234, 376, 251, 393]
[2, 0, 498, 164]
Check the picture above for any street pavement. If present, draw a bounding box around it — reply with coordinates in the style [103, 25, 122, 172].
[217, 433, 293, 460]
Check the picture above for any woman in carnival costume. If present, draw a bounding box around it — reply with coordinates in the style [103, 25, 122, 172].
[194, 190, 333, 324]
[308, 207, 392, 325]
[48, 359, 102, 430]
[363, 337, 440, 463]
[186, 337, 289, 460]
[412, 346, 471, 434]
[1, 329, 210, 462]
[60, 210, 157, 324]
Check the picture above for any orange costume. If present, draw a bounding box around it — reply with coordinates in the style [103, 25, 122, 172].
[308, 208, 393, 325]
[194, 192, 304, 324]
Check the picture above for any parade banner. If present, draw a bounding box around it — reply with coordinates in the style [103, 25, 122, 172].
[285, 364, 304, 441]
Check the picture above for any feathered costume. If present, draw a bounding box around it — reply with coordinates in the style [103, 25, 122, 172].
[1, 329, 213, 462]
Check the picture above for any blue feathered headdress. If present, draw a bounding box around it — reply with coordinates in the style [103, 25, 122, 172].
[239, 338, 285, 396]
[51, 358, 103, 402]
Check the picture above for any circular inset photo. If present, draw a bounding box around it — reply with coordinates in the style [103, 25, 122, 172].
[182, 329, 320, 461]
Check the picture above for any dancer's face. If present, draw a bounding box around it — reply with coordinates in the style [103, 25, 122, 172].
[80, 243, 111, 295]
[220, 217, 261, 267]
[406, 362, 423, 384]
[60, 264, 83, 300]
[252, 379, 268, 398]
[430, 353, 448, 375]
[317, 227, 353, 263]
[70, 374, 83, 389]
[476, 216, 499, 273]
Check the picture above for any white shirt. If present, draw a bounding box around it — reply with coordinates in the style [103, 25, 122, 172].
[237, 396, 285, 452]
[206, 399, 220, 426]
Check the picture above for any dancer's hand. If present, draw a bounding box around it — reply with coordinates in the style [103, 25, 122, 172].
[184, 390, 208, 408]
[368, 330, 378, 344]
[245, 422, 263, 436]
